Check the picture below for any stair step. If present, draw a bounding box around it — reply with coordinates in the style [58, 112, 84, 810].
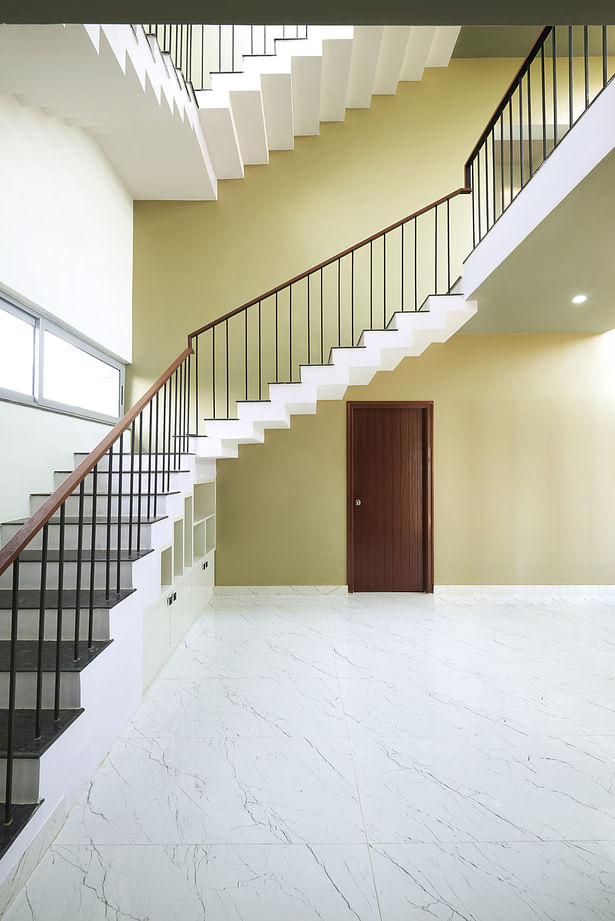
[0, 708, 83, 758]
[0, 640, 111, 672]
[17, 549, 152, 564]
[0, 588, 135, 610]
[0, 802, 41, 859]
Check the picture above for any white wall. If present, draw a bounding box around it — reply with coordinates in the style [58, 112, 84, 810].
[0, 94, 133, 362]
[0, 94, 133, 524]
[0, 402, 110, 523]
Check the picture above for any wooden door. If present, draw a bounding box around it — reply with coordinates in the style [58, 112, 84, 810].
[347, 402, 433, 593]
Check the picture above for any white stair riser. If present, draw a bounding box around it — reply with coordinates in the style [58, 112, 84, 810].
[0, 760, 39, 805]
[30, 492, 172, 520]
[53, 470, 191, 493]
[0, 673, 81, 710]
[0, 560, 134, 591]
[0, 609, 110, 642]
[1, 521, 160, 551]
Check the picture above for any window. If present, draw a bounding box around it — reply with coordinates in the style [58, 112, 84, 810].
[0, 293, 124, 423]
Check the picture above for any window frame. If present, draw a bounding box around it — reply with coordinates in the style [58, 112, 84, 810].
[0, 292, 125, 425]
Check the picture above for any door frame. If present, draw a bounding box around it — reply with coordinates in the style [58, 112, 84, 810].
[347, 401, 434, 594]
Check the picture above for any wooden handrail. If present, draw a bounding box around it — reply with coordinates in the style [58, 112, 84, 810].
[0, 347, 193, 576]
[464, 26, 553, 184]
[187, 187, 472, 342]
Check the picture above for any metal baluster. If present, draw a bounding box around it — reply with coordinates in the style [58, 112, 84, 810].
[137, 412, 143, 554]
[201, 25, 205, 89]
[212, 327, 216, 419]
[154, 393, 160, 518]
[400, 226, 404, 312]
[128, 422, 135, 557]
[382, 237, 386, 326]
[289, 285, 293, 381]
[369, 240, 373, 326]
[584, 25, 589, 109]
[88, 468, 97, 650]
[484, 142, 490, 230]
[74, 482, 85, 661]
[275, 292, 279, 381]
[105, 445, 112, 600]
[4, 558, 20, 825]
[471, 161, 476, 248]
[54, 503, 65, 720]
[446, 198, 451, 292]
[116, 439, 123, 594]
[414, 218, 418, 311]
[509, 100, 513, 205]
[35, 525, 48, 738]
[147, 402, 153, 519]
[320, 270, 324, 362]
[477, 146, 482, 239]
[167, 375, 173, 491]
[338, 259, 342, 345]
[195, 336, 199, 437]
[351, 250, 355, 343]
[257, 301, 262, 399]
[519, 77, 524, 189]
[569, 26, 574, 128]
[603, 26, 608, 88]
[186, 352, 191, 452]
[553, 28, 558, 147]
[541, 44, 547, 160]
[174, 369, 179, 470]
[225, 321, 229, 418]
[244, 311, 248, 400]
[491, 129, 496, 222]
[307, 276, 311, 362]
[434, 205, 438, 292]
[218, 25, 222, 71]
[161, 382, 167, 498]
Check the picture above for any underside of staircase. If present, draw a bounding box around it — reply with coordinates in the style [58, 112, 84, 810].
[0, 23, 460, 198]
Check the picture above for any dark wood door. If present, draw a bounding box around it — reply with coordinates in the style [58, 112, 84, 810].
[347, 402, 433, 593]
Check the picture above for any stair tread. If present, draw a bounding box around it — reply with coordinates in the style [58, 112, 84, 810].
[55, 469, 191, 475]
[0, 640, 111, 672]
[0, 588, 135, 610]
[18, 549, 153, 563]
[0, 803, 41, 859]
[0, 708, 84, 758]
[30, 491, 180, 498]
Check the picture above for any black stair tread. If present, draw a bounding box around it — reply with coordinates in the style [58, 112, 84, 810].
[18, 548, 153, 563]
[5, 515, 167, 526]
[0, 709, 84, 758]
[0, 802, 41, 859]
[0, 588, 135, 610]
[0, 640, 111, 672]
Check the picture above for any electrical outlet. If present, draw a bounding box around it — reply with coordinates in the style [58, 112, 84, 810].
[202, 560, 208, 570]
[166, 594, 173, 606]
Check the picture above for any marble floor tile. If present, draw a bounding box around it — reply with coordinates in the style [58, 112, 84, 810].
[130, 676, 347, 740]
[57, 733, 366, 846]
[5, 844, 380, 921]
[370, 841, 615, 921]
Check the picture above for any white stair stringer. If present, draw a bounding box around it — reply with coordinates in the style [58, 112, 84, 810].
[191, 293, 476, 460]
[0, 23, 217, 200]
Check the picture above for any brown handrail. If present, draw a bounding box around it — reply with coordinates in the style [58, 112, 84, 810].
[188, 187, 472, 342]
[464, 25, 553, 184]
[0, 347, 193, 577]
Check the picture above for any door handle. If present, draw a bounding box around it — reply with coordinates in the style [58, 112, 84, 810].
[354, 498, 362, 507]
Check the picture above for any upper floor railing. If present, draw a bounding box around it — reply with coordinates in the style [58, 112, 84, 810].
[465, 25, 614, 248]
[143, 24, 308, 91]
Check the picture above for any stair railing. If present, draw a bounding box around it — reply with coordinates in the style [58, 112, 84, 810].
[0, 348, 192, 827]
[465, 24, 613, 248]
[143, 24, 308, 91]
[188, 187, 472, 428]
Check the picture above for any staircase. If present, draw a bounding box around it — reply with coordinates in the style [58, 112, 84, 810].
[0, 24, 460, 198]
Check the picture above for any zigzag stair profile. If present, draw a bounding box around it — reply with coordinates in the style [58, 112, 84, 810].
[0, 23, 460, 197]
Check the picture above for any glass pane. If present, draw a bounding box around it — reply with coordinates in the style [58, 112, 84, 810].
[0, 308, 35, 396]
[43, 331, 120, 417]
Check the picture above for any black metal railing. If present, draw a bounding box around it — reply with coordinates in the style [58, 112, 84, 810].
[187, 189, 471, 425]
[465, 25, 614, 247]
[143, 24, 308, 91]
[0, 349, 192, 827]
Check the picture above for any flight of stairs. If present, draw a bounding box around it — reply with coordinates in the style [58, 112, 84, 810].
[0, 24, 460, 199]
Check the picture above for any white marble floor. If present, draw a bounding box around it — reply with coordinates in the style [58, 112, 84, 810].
[6, 587, 615, 920]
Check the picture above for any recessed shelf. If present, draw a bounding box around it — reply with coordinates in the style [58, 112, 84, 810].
[173, 519, 184, 579]
[184, 497, 193, 568]
[206, 515, 216, 555]
[194, 481, 215, 522]
[193, 521, 205, 559]
[161, 546, 172, 587]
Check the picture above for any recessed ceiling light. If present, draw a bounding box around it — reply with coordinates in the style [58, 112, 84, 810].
[572, 294, 588, 304]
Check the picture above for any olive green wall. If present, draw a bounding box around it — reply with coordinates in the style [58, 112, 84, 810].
[131, 58, 521, 403]
[216, 333, 615, 586]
